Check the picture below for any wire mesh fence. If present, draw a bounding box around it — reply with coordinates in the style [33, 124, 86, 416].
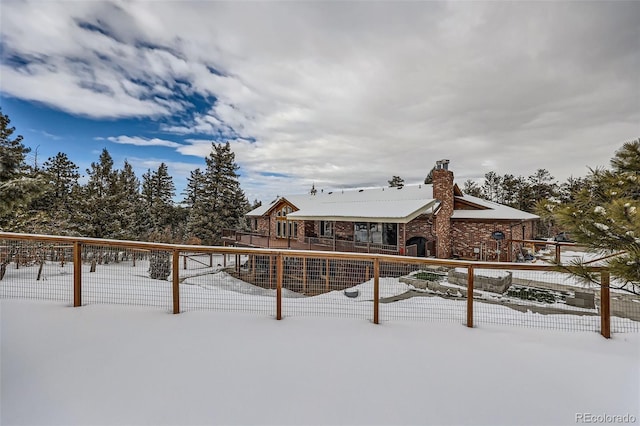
[1, 232, 638, 337]
[0, 238, 74, 303]
[179, 252, 274, 316]
[81, 244, 173, 311]
[378, 261, 467, 324]
[279, 255, 375, 320]
[471, 267, 602, 332]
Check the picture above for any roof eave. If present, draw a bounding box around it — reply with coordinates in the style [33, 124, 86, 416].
[287, 200, 439, 224]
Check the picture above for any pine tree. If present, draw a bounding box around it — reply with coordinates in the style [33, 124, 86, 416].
[559, 176, 589, 204]
[511, 176, 534, 212]
[117, 160, 144, 240]
[462, 179, 482, 197]
[528, 169, 558, 202]
[556, 139, 640, 294]
[0, 109, 43, 218]
[16, 152, 82, 234]
[424, 167, 435, 184]
[183, 168, 205, 208]
[481, 171, 502, 202]
[388, 176, 404, 188]
[141, 162, 176, 238]
[78, 149, 122, 238]
[188, 142, 249, 245]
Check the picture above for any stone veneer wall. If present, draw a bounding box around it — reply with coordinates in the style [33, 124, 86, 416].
[432, 168, 454, 258]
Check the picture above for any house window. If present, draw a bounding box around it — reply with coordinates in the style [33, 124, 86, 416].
[370, 223, 382, 244]
[320, 221, 333, 237]
[383, 223, 398, 246]
[277, 221, 297, 238]
[355, 223, 368, 243]
[354, 222, 398, 245]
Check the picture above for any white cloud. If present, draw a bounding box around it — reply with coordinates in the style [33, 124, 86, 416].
[107, 136, 182, 148]
[1, 1, 638, 202]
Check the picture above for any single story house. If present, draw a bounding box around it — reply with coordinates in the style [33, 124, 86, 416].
[236, 160, 539, 261]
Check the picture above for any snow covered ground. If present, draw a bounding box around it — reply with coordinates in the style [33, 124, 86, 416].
[1, 255, 639, 332]
[2, 299, 638, 426]
[1, 254, 639, 425]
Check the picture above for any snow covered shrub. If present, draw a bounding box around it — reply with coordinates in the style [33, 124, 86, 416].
[149, 251, 171, 280]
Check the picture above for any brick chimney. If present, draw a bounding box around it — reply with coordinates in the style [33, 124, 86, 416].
[432, 160, 454, 258]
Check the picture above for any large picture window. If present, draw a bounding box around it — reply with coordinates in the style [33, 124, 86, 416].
[354, 222, 398, 245]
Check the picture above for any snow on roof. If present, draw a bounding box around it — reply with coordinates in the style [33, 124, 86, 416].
[247, 184, 538, 222]
[246, 202, 273, 217]
[249, 185, 438, 223]
[451, 194, 539, 221]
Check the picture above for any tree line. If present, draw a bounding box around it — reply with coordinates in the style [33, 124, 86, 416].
[392, 163, 595, 238]
[389, 142, 639, 292]
[0, 109, 252, 245]
[1, 109, 638, 291]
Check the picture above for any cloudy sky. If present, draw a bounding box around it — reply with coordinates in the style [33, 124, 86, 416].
[1, 1, 638, 203]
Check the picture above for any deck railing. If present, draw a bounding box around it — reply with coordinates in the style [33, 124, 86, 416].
[223, 229, 402, 254]
[2, 232, 638, 338]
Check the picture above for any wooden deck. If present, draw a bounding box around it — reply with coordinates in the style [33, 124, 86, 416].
[222, 233, 402, 255]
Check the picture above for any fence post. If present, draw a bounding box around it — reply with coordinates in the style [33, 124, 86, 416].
[555, 244, 562, 265]
[325, 258, 330, 292]
[466, 265, 474, 328]
[183, 253, 187, 270]
[73, 241, 82, 307]
[600, 270, 611, 339]
[276, 253, 283, 320]
[302, 257, 307, 294]
[373, 258, 380, 324]
[172, 250, 180, 314]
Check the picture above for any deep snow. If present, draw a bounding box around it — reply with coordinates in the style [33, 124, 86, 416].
[1, 300, 638, 426]
[1, 253, 639, 425]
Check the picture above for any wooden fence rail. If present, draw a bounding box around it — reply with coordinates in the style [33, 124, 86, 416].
[0, 232, 615, 338]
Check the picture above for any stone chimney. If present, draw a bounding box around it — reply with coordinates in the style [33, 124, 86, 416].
[432, 159, 454, 258]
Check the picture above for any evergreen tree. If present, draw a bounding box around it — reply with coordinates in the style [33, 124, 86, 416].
[500, 174, 519, 206]
[42, 152, 80, 206]
[116, 160, 145, 239]
[511, 176, 534, 212]
[0, 109, 43, 217]
[188, 142, 249, 244]
[528, 169, 558, 202]
[183, 168, 205, 208]
[534, 198, 560, 237]
[424, 167, 435, 184]
[556, 139, 640, 294]
[559, 176, 588, 204]
[78, 149, 122, 238]
[481, 171, 502, 202]
[16, 152, 82, 234]
[141, 162, 176, 237]
[388, 175, 404, 188]
[462, 179, 482, 197]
